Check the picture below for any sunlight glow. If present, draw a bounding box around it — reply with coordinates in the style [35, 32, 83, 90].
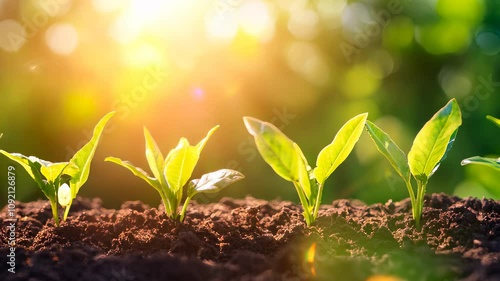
[238, 1, 275, 42]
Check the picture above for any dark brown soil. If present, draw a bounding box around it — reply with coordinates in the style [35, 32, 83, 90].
[1, 193, 500, 281]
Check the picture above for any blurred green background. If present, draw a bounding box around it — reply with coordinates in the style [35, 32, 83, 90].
[0, 0, 499, 209]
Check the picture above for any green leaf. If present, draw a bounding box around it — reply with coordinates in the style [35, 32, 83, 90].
[408, 99, 462, 179]
[69, 111, 115, 197]
[105, 157, 162, 192]
[196, 125, 219, 154]
[429, 129, 459, 177]
[41, 162, 78, 183]
[293, 143, 312, 199]
[365, 120, 410, 182]
[144, 127, 165, 183]
[0, 151, 36, 178]
[314, 113, 368, 185]
[164, 138, 199, 193]
[243, 116, 301, 182]
[188, 169, 244, 196]
[487, 115, 500, 128]
[461, 156, 500, 171]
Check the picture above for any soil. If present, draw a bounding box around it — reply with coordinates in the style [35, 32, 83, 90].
[1, 193, 500, 281]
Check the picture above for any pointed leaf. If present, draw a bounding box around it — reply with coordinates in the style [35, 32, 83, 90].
[365, 120, 410, 182]
[196, 125, 219, 154]
[144, 127, 165, 182]
[105, 157, 162, 192]
[487, 115, 500, 128]
[408, 99, 462, 179]
[243, 116, 301, 182]
[0, 151, 36, 178]
[164, 141, 199, 193]
[69, 111, 115, 196]
[314, 113, 368, 185]
[461, 156, 500, 171]
[188, 169, 244, 196]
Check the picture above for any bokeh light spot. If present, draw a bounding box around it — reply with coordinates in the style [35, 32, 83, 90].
[436, 0, 484, 24]
[238, 1, 275, 42]
[341, 65, 381, 98]
[288, 9, 320, 40]
[92, 0, 123, 13]
[45, 23, 79, 55]
[383, 16, 414, 50]
[415, 21, 471, 54]
[315, 0, 345, 29]
[192, 87, 205, 101]
[439, 67, 472, 98]
[475, 28, 500, 56]
[287, 41, 329, 86]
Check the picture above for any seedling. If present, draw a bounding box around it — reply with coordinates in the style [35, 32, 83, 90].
[0, 112, 115, 226]
[365, 99, 462, 227]
[243, 113, 368, 226]
[105, 126, 244, 221]
[461, 115, 500, 171]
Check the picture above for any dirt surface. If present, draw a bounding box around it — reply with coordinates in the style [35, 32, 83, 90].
[1, 193, 500, 281]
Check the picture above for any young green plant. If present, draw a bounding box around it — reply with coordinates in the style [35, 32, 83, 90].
[243, 113, 368, 226]
[105, 126, 244, 221]
[0, 112, 115, 226]
[461, 115, 500, 171]
[365, 99, 462, 227]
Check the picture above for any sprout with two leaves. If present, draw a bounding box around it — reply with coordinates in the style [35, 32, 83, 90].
[0, 112, 115, 226]
[365, 99, 462, 227]
[105, 125, 244, 222]
[243, 113, 368, 226]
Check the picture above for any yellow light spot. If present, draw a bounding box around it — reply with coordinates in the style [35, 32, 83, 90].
[341, 65, 381, 98]
[64, 92, 99, 126]
[415, 21, 471, 55]
[365, 275, 405, 281]
[305, 243, 317, 277]
[436, 0, 484, 24]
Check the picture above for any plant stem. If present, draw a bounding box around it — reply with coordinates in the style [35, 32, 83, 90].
[414, 178, 427, 228]
[312, 183, 324, 221]
[179, 195, 194, 222]
[159, 191, 173, 217]
[404, 180, 417, 221]
[293, 181, 313, 226]
[50, 201, 60, 227]
[63, 200, 72, 221]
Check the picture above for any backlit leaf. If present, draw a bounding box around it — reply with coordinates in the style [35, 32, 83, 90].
[188, 169, 244, 196]
[461, 156, 500, 171]
[365, 120, 410, 182]
[314, 113, 368, 185]
[408, 99, 462, 179]
[243, 116, 300, 182]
